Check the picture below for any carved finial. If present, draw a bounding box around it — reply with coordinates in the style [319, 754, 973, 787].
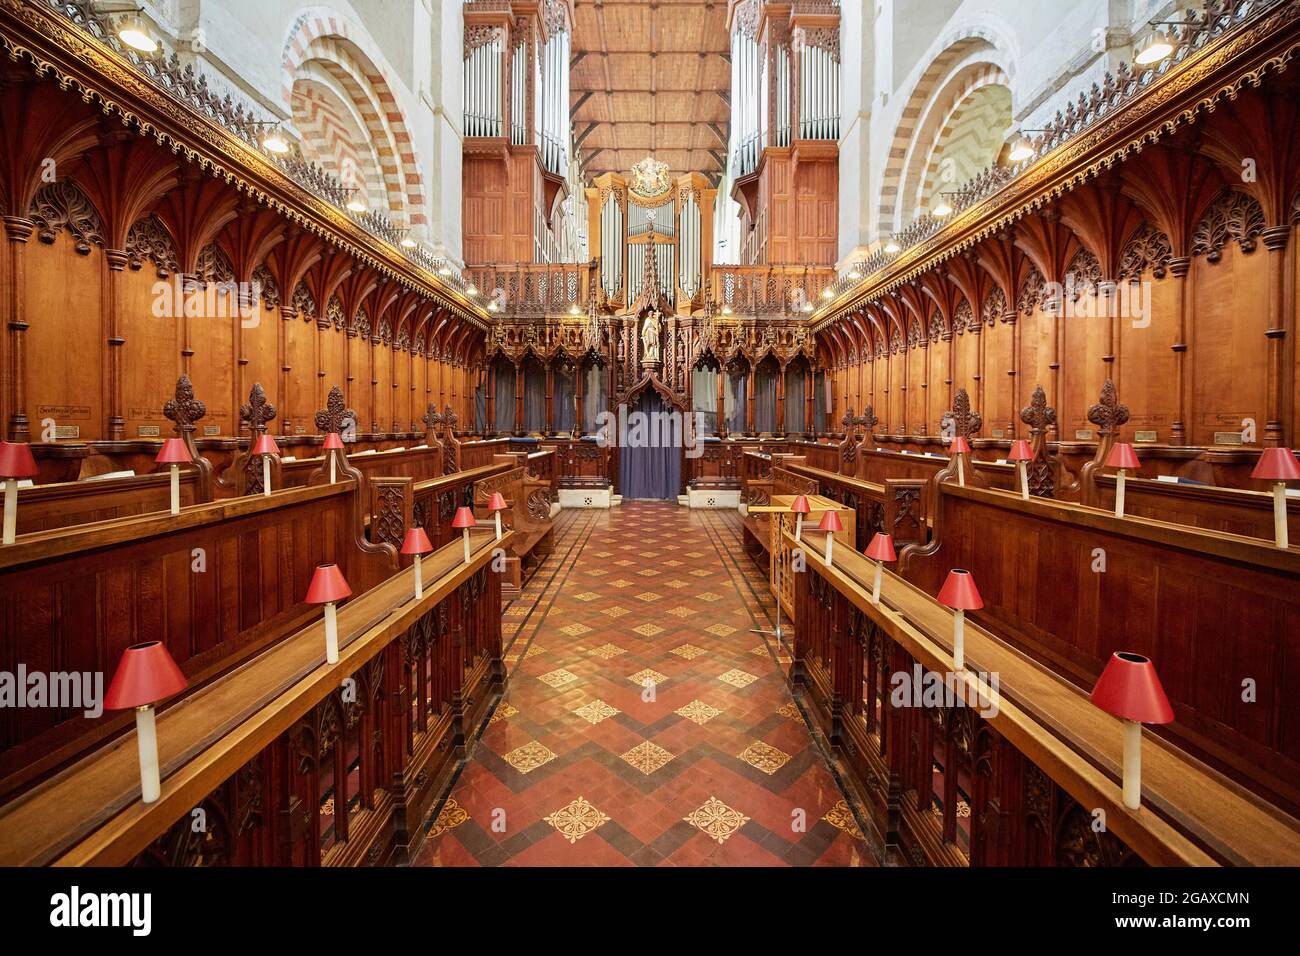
[163, 374, 206, 435]
[1087, 379, 1130, 436]
[422, 402, 443, 434]
[1020, 385, 1057, 437]
[856, 405, 878, 431]
[840, 407, 856, 431]
[941, 387, 983, 440]
[239, 383, 276, 436]
[443, 405, 458, 437]
[314, 385, 356, 435]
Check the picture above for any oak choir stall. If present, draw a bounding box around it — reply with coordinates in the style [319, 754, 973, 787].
[0, 0, 1296, 875]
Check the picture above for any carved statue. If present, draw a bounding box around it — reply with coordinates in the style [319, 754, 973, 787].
[641, 311, 661, 364]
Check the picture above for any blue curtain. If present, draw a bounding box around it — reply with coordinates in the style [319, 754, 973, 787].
[474, 383, 486, 433]
[726, 366, 747, 432]
[619, 389, 681, 499]
[755, 360, 778, 433]
[784, 363, 806, 432]
[583, 360, 606, 432]
[691, 365, 718, 435]
[814, 369, 828, 432]
[523, 360, 546, 432]
[554, 366, 576, 433]
[494, 361, 516, 433]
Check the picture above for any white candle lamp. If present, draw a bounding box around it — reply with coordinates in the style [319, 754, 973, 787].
[306, 563, 353, 665]
[1090, 652, 1174, 810]
[154, 438, 192, 518]
[104, 641, 189, 804]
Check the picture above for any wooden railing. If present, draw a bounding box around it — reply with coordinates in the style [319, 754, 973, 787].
[464, 262, 595, 317]
[710, 265, 837, 315]
[545, 438, 611, 489]
[790, 528, 1300, 866]
[899, 480, 1300, 817]
[0, 481, 395, 801]
[0, 530, 508, 866]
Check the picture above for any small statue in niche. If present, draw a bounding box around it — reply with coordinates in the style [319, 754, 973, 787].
[641, 310, 661, 364]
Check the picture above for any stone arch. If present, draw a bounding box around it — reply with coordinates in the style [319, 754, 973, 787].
[282, 10, 425, 226]
[878, 25, 1017, 236]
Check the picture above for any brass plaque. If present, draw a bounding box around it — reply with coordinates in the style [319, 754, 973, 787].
[138, 425, 161, 437]
[1074, 428, 1094, 440]
[203, 425, 221, 436]
[49, 424, 79, 439]
[1134, 430, 1158, 442]
[991, 428, 1005, 439]
[1213, 431, 1244, 445]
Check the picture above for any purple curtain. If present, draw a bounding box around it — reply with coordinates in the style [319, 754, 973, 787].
[620, 389, 681, 500]
[726, 367, 747, 432]
[494, 360, 516, 433]
[523, 359, 546, 432]
[554, 366, 576, 432]
[754, 360, 778, 433]
[783, 364, 806, 432]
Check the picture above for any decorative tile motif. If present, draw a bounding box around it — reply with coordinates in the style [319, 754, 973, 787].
[488, 702, 519, 725]
[689, 568, 713, 578]
[572, 591, 601, 602]
[675, 700, 722, 724]
[573, 700, 620, 724]
[664, 580, 688, 589]
[544, 797, 610, 844]
[609, 578, 634, 588]
[586, 568, 610, 577]
[635, 591, 662, 602]
[666, 606, 695, 618]
[718, 668, 759, 688]
[502, 741, 558, 774]
[705, 623, 738, 637]
[601, 605, 631, 618]
[637, 568, 662, 577]
[621, 741, 675, 774]
[628, 667, 668, 687]
[777, 702, 801, 720]
[633, 622, 664, 637]
[638, 551, 660, 558]
[684, 797, 751, 845]
[588, 643, 626, 660]
[738, 741, 791, 775]
[560, 622, 593, 637]
[823, 800, 865, 840]
[537, 668, 580, 688]
[696, 592, 723, 602]
[427, 797, 469, 838]
[614, 559, 635, 567]
[669, 643, 707, 660]
[751, 645, 769, 656]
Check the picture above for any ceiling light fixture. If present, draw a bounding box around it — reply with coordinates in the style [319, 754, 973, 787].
[932, 194, 955, 218]
[1135, 29, 1174, 65]
[883, 239, 901, 254]
[117, 11, 158, 53]
[345, 191, 366, 213]
[262, 129, 290, 154]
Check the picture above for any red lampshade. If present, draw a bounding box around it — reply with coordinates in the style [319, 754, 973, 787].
[487, 492, 508, 512]
[401, 526, 432, 555]
[305, 563, 352, 604]
[865, 532, 896, 562]
[949, 436, 971, 455]
[1105, 441, 1140, 470]
[791, 494, 811, 515]
[1008, 439, 1033, 462]
[252, 433, 280, 457]
[0, 441, 38, 479]
[104, 641, 188, 710]
[1090, 652, 1175, 724]
[452, 505, 477, 529]
[323, 432, 345, 451]
[154, 438, 191, 466]
[818, 509, 843, 533]
[937, 569, 983, 610]
[1252, 447, 1300, 482]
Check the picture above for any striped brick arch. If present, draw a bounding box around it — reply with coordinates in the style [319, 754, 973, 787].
[877, 26, 1016, 236]
[910, 72, 1012, 220]
[282, 11, 426, 226]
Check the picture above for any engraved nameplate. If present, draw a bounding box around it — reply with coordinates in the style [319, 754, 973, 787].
[1134, 430, 1158, 442]
[49, 424, 79, 439]
[203, 425, 221, 436]
[138, 425, 161, 437]
[1213, 431, 1244, 445]
[1074, 428, 1094, 440]
[991, 428, 1005, 439]
[295, 426, 306, 434]
[39, 404, 90, 420]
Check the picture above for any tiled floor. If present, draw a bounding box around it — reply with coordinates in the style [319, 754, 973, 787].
[411, 501, 878, 867]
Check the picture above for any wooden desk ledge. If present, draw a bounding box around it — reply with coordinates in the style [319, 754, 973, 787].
[789, 530, 1300, 866]
[943, 482, 1300, 573]
[0, 480, 356, 572]
[0, 527, 512, 867]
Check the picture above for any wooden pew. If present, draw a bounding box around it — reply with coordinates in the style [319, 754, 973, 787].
[898, 480, 1300, 817]
[790, 527, 1300, 866]
[0, 479, 395, 801]
[0, 529, 508, 866]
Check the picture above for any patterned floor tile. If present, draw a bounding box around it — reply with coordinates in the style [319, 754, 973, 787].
[412, 502, 877, 869]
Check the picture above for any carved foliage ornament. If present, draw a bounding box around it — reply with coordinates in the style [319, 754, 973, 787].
[164, 374, 206, 433]
[240, 382, 276, 435]
[29, 179, 104, 253]
[1117, 223, 1173, 280]
[1192, 188, 1266, 262]
[126, 214, 179, 277]
[1087, 379, 1130, 436]
[941, 388, 982, 440]
[315, 386, 356, 435]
